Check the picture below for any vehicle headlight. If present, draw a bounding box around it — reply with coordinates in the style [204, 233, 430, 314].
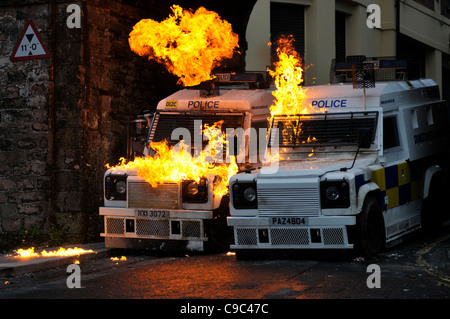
[325, 186, 340, 201]
[321, 180, 350, 208]
[116, 181, 127, 194]
[232, 182, 258, 209]
[187, 181, 200, 196]
[182, 178, 208, 203]
[105, 174, 127, 201]
[243, 187, 257, 202]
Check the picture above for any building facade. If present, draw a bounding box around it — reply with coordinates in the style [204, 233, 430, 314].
[246, 0, 450, 103]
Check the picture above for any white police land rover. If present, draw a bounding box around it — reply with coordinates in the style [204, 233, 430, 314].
[228, 78, 449, 257]
[99, 73, 274, 251]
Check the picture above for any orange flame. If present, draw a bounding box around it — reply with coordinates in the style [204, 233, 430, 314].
[110, 256, 127, 262]
[13, 248, 39, 258]
[41, 247, 94, 257]
[13, 247, 94, 258]
[128, 5, 239, 87]
[268, 35, 311, 117]
[107, 121, 238, 198]
[268, 35, 319, 151]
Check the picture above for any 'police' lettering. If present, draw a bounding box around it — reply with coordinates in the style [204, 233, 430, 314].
[187, 101, 220, 109]
[312, 99, 347, 108]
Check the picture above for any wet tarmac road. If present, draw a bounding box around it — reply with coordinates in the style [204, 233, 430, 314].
[1, 226, 449, 303]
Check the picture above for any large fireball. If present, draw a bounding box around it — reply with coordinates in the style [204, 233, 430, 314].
[128, 5, 239, 87]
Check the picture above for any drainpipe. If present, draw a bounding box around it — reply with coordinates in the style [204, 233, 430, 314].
[48, 0, 57, 228]
[395, 0, 400, 59]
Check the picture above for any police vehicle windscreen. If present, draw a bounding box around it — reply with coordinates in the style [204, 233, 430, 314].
[269, 111, 378, 148]
[151, 112, 244, 149]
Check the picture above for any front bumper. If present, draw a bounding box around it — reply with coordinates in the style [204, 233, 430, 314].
[104, 237, 206, 251]
[227, 216, 356, 250]
[100, 207, 212, 243]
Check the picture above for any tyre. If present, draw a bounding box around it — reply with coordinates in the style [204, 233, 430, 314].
[205, 195, 234, 252]
[421, 173, 446, 231]
[357, 196, 385, 257]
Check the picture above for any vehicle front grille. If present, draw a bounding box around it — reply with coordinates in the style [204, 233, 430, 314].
[128, 182, 179, 209]
[182, 221, 201, 238]
[257, 186, 320, 217]
[234, 227, 347, 248]
[270, 228, 309, 245]
[136, 219, 170, 237]
[104, 217, 204, 240]
[105, 218, 124, 235]
[236, 228, 258, 246]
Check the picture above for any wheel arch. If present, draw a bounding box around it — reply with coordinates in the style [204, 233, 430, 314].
[423, 165, 444, 199]
[357, 182, 383, 214]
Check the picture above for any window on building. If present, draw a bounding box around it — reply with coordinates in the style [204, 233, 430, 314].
[398, 34, 426, 80]
[443, 62, 450, 120]
[442, 0, 450, 20]
[335, 12, 346, 62]
[270, 2, 305, 62]
[413, 0, 435, 11]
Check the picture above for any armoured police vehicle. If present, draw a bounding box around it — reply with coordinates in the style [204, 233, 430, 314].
[100, 73, 273, 251]
[227, 77, 449, 257]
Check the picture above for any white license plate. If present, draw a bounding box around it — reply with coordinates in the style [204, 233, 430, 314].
[135, 209, 169, 218]
[270, 217, 308, 226]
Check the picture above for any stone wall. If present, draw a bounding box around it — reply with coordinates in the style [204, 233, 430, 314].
[0, 0, 176, 245]
[78, 0, 180, 241]
[0, 0, 53, 239]
[0, 0, 255, 248]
